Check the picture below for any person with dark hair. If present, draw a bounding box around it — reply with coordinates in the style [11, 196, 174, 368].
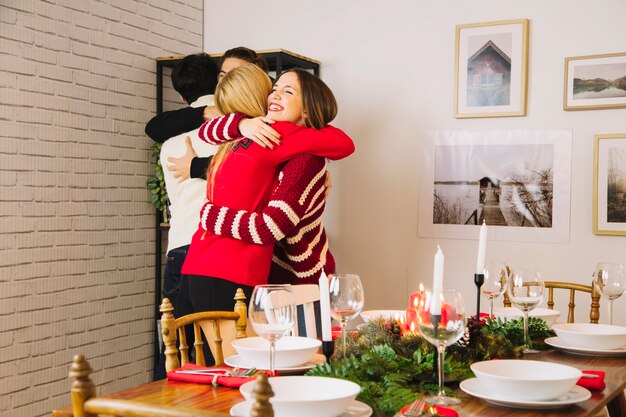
[195, 68, 345, 285]
[145, 47, 275, 182]
[152, 52, 218, 379]
[171, 53, 219, 104]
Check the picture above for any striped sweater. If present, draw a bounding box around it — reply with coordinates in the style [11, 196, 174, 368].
[200, 153, 335, 285]
[181, 114, 353, 287]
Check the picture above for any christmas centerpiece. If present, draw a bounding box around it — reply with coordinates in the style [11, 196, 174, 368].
[312, 229, 554, 417]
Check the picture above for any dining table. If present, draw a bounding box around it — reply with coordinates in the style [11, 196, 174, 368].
[52, 349, 626, 417]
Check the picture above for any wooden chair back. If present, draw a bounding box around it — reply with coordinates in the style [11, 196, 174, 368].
[291, 284, 322, 338]
[503, 281, 600, 323]
[68, 354, 274, 417]
[160, 288, 248, 371]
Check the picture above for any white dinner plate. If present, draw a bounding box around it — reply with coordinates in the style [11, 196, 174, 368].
[545, 336, 626, 357]
[224, 353, 326, 373]
[460, 378, 591, 409]
[230, 399, 372, 417]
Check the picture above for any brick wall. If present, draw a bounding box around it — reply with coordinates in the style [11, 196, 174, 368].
[0, 1, 203, 416]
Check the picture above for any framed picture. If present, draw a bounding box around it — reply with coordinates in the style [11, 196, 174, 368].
[454, 19, 529, 118]
[564, 52, 626, 111]
[593, 133, 626, 236]
[418, 129, 572, 243]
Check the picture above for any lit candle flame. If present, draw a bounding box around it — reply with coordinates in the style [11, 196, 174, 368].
[419, 282, 424, 293]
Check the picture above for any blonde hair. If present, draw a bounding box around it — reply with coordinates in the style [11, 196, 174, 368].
[207, 64, 273, 197]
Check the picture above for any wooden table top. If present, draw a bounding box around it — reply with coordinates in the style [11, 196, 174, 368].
[52, 350, 626, 417]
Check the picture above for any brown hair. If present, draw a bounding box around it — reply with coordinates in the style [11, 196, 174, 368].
[207, 64, 273, 197]
[279, 68, 337, 129]
[220, 47, 269, 73]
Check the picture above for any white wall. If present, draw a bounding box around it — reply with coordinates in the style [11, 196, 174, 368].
[204, 0, 626, 325]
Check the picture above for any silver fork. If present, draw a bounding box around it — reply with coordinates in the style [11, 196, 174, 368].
[404, 399, 427, 417]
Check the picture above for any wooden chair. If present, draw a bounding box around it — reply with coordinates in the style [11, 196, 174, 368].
[291, 284, 322, 338]
[68, 354, 274, 417]
[503, 281, 600, 323]
[160, 288, 248, 372]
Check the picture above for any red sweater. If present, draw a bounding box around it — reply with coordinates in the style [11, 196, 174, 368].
[200, 154, 335, 285]
[181, 115, 354, 287]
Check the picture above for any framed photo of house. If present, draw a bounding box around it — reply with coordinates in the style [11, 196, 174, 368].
[454, 19, 529, 118]
[418, 129, 572, 243]
[594, 133, 626, 236]
[564, 52, 626, 111]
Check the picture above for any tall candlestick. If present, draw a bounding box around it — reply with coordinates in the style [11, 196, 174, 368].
[475, 221, 487, 274]
[431, 246, 444, 315]
[318, 272, 332, 342]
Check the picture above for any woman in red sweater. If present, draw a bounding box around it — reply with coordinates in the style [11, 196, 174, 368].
[177, 64, 354, 316]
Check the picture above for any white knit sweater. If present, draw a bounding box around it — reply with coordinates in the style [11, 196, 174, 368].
[159, 95, 216, 253]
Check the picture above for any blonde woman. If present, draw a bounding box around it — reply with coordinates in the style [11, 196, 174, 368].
[177, 64, 353, 316]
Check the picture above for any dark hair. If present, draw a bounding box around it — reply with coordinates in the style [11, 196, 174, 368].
[220, 47, 269, 73]
[279, 68, 337, 129]
[171, 53, 219, 104]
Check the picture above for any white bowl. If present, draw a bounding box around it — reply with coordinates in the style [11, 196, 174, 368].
[231, 336, 321, 368]
[493, 307, 561, 326]
[471, 360, 582, 401]
[240, 376, 360, 417]
[552, 323, 626, 350]
[361, 310, 405, 321]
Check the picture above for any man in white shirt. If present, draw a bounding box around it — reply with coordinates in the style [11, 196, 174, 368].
[152, 53, 218, 378]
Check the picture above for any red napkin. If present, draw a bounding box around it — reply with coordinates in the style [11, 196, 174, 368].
[399, 402, 458, 417]
[576, 370, 606, 391]
[166, 363, 270, 388]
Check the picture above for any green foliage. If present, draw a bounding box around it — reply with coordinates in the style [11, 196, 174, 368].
[483, 316, 555, 349]
[146, 143, 168, 213]
[307, 318, 554, 417]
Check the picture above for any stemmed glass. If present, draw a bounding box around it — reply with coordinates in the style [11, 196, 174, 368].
[480, 262, 508, 319]
[329, 274, 365, 358]
[507, 268, 544, 354]
[416, 289, 466, 406]
[593, 263, 626, 325]
[248, 284, 296, 377]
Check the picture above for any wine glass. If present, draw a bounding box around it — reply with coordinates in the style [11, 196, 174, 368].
[416, 289, 466, 406]
[593, 263, 626, 325]
[248, 284, 295, 377]
[507, 268, 544, 354]
[481, 262, 508, 319]
[329, 274, 365, 358]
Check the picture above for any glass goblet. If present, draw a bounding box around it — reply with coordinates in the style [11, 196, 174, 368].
[507, 268, 544, 354]
[417, 289, 466, 406]
[329, 274, 365, 358]
[481, 261, 508, 319]
[248, 284, 295, 377]
[593, 263, 626, 325]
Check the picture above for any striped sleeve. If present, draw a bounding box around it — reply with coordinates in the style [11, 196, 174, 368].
[197, 113, 247, 145]
[200, 155, 327, 245]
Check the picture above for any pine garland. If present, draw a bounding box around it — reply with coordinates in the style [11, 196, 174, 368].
[306, 317, 554, 417]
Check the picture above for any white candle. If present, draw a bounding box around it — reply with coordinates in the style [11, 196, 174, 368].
[431, 246, 444, 315]
[318, 272, 332, 341]
[475, 220, 487, 274]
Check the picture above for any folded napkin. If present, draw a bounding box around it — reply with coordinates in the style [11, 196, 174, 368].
[576, 370, 606, 392]
[166, 363, 270, 388]
[399, 402, 458, 417]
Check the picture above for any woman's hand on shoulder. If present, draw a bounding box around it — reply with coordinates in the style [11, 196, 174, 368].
[238, 116, 281, 149]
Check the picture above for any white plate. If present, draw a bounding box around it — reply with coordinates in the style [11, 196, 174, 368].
[361, 310, 405, 321]
[224, 353, 325, 373]
[460, 378, 591, 409]
[545, 336, 626, 357]
[230, 399, 372, 417]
